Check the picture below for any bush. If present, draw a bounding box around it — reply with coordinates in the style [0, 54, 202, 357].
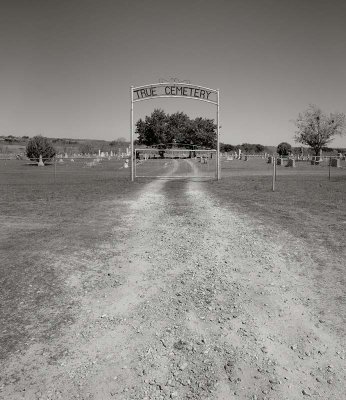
[277, 142, 292, 156]
[79, 142, 95, 155]
[26, 135, 56, 162]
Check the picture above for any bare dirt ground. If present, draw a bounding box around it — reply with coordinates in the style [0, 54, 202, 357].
[1, 159, 345, 400]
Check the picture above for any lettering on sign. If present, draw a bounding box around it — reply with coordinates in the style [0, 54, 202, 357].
[133, 84, 216, 102]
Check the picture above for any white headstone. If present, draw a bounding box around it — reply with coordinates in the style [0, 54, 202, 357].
[38, 155, 44, 166]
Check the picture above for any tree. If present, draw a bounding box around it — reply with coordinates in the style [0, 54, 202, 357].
[220, 143, 235, 153]
[294, 105, 346, 156]
[277, 142, 292, 156]
[79, 142, 95, 155]
[136, 109, 168, 146]
[191, 117, 217, 149]
[255, 144, 265, 153]
[135, 109, 217, 149]
[26, 135, 56, 162]
[110, 137, 128, 146]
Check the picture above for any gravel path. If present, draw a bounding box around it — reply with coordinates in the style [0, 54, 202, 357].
[1, 162, 345, 399]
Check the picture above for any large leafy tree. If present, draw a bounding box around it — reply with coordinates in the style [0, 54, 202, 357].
[136, 109, 168, 146]
[135, 109, 217, 149]
[294, 105, 345, 156]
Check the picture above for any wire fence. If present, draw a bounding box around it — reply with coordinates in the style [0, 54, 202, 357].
[1, 154, 345, 186]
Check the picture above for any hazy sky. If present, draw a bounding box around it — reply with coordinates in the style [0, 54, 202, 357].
[1, 0, 346, 147]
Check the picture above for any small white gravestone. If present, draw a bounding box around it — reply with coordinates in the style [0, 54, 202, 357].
[64, 153, 68, 158]
[71, 159, 74, 162]
[101, 152, 105, 157]
[110, 151, 113, 157]
[124, 159, 129, 168]
[59, 158, 64, 163]
[98, 149, 101, 156]
[38, 155, 44, 166]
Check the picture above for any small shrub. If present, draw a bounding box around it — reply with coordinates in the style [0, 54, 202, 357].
[26, 135, 56, 162]
[277, 142, 292, 156]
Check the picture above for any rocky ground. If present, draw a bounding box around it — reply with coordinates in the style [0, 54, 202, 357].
[1, 160, 345, 399]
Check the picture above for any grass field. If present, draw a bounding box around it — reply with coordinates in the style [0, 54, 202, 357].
[1, 156, 345, 398]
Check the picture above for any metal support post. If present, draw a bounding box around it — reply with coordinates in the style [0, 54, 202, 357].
[216, 89, 220, 180]
[130, 86, 134, 181]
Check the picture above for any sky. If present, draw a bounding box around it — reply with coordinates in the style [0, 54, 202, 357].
[1, 0, 346, 147]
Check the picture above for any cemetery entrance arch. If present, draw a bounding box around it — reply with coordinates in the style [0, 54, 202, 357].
[130, 82, 220, 181]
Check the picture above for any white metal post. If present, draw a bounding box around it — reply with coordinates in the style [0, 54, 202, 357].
[216, 89, 220, 180]
[130, 86, 134, 181]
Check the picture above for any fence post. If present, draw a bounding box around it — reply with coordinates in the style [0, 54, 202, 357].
[329, 157, 331, 180]
[54, 157, 57, 184]
[272, 157, 276, 191]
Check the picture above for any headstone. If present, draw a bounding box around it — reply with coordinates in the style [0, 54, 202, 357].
[64, 153, 68, 158]
[59, 158, 64, 163]
[331, 158, 341, 168]
[124, 159, 129, 168]
[101, 152, 105, 157]
[38, 155, 44, 166]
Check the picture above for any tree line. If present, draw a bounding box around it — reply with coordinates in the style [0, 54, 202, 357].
[135, 105, 345, 156]
[135, 109, 217, 149]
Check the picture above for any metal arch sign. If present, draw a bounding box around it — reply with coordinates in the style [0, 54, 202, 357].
[132, 83, 218, 105]
[130, 82, 220, 181]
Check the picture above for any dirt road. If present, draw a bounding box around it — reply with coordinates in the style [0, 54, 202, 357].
[2, 160, 345, 399]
